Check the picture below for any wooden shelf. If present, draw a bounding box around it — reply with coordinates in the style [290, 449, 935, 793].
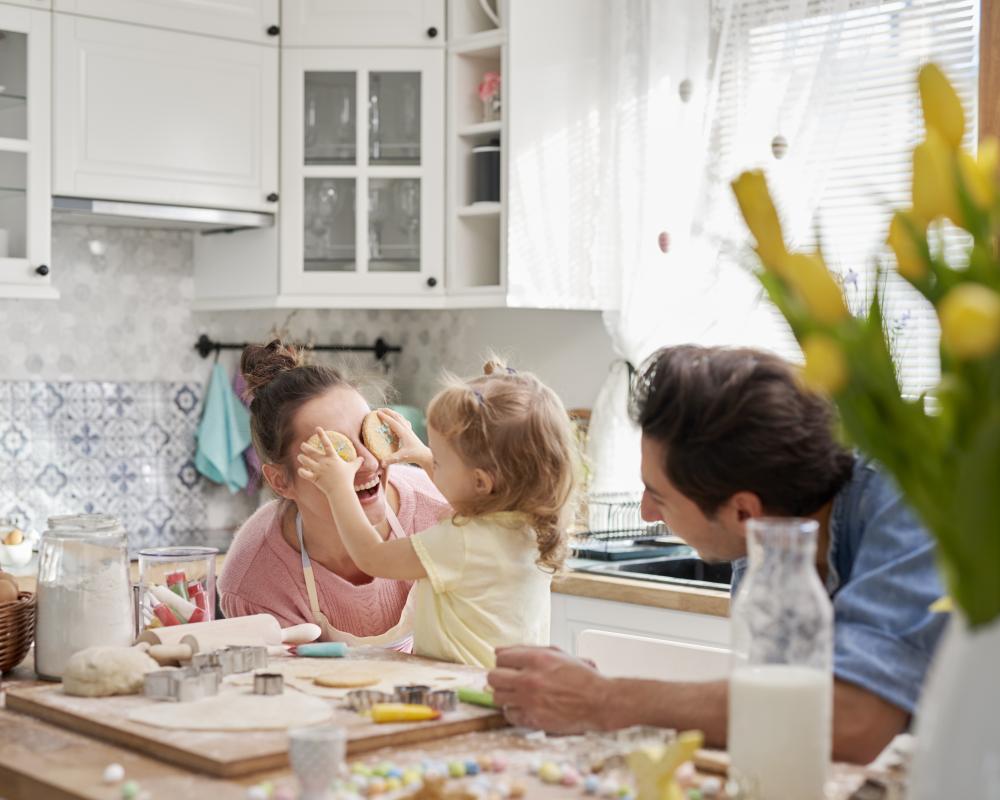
[458, 120, 502, 137]
[457, 202, 501, 217]
[449, 29, 505, 56]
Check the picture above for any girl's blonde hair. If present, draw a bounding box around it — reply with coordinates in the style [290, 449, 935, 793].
[426, 358, 578, 571]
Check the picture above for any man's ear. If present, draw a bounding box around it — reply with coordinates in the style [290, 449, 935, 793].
[472, 468, 495, 496]
[726, 491, 765, 526]
[263, 463, 295, 500]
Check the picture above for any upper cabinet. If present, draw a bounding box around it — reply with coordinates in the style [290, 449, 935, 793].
[281, 0, 444, 48]
[52, 14, 279, 212]
[279, 47, 444, 303]
[0, 3, 55, 299]
[52, 0, 279, 43]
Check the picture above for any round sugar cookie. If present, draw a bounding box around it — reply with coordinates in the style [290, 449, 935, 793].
[362, 410, 400, 461]
[305, 430, 357, 462]
[313, 670, 381, 689]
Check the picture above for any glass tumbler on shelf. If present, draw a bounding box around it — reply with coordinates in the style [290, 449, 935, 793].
[34, 514, 133, 680]
[138, 546, 218, 631]
[727, 518, 833, 800]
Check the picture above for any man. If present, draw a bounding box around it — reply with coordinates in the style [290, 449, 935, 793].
[488, 345, 946, 764]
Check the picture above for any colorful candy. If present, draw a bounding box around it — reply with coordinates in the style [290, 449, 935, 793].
[448, 761, 466, 778]
[121, 781, 140, 800]
[538, 761, 562, 784]
[584, 775, 601, 795]
[102, 763, 125, 784]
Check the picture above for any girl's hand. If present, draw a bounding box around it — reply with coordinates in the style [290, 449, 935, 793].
[377, 409, 433, 472]
[297, 427, 362, 497]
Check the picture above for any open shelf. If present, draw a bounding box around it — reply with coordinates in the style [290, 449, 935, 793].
[459, 120, 502, 138]
[458, 202, 501, 217]
[450, 29, 504, 57]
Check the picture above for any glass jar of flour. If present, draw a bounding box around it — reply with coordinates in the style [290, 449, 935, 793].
[34, 514, 133, 680]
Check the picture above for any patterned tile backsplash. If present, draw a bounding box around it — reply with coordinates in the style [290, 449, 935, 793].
[0, 379, 221, 549]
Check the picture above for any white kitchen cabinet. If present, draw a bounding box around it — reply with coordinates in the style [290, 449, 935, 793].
[53, 0, 279, 43]
[53, 14, 278, 212]
[278, 46, 444, 304]
[0, 3, 54, 299]
[549, 592, 731, 659]
[281, 0, 444, 48]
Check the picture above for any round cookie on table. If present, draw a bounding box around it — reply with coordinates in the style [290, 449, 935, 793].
[362, 410, 400, 461]
[305, 430, 358, 462]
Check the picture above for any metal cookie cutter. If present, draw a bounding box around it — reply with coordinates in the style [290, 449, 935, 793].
[144, 666, 221, 702]
[253, 672, 284, 696]
[191, 645, 268, 676]
[425, 689, 457, 712]
[345, 689, 393, 712]
[393, 684, 430, 705]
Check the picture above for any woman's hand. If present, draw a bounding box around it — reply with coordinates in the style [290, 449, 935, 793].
[297, 427, 362, 499]
[377, 409, 433, 473]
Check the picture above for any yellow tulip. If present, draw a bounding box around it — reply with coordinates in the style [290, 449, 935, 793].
[912, 129, 963, 226]
[887, 210, 928, 281]
[938, 283, 1000, 359]
[731, 170, 788, 269]
[782, 252, 849, 324]
[957, 137, 999, 209]
[801, 335, 849, 394]
[918, 63, 966, 149]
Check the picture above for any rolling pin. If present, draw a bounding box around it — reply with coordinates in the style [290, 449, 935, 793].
[137, 615, 320, 652]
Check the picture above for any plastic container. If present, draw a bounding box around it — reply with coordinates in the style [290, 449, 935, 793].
[472, 140, 501, 203]
[138, 546, 218, 632]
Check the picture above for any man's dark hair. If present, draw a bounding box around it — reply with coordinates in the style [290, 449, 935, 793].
[630, 345, 855, 517]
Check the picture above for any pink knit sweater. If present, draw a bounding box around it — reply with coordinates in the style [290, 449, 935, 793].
[218, 466, 449, 639]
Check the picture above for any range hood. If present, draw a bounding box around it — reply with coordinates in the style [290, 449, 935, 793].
[52, 196, 274, 233]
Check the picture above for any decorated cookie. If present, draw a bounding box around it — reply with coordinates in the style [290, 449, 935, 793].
[362, 410, 400, 461]
[305, 430, 358, 462]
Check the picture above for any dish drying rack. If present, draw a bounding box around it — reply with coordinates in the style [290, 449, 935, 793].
[572, 492, 684, 561]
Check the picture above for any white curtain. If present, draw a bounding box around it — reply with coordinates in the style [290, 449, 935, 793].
[585, 0, 889, 494]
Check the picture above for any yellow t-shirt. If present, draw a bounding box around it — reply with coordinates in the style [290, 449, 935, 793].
[410, 512, 552, 668]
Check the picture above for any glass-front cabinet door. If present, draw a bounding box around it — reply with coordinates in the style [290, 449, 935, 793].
[281, 48, 443, 300]
[0, 4, 53, 298]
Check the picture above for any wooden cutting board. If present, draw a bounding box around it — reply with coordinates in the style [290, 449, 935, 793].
[5, 649, 506, 778]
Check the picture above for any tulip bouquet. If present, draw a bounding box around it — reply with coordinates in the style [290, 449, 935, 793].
[731, 65, 1000, 628]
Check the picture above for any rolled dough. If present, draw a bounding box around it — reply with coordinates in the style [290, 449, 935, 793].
[62, 647, 160, 697]
[128, 689, 333, 731]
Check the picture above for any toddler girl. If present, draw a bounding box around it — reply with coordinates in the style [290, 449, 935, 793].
[297, 361, 578, 668]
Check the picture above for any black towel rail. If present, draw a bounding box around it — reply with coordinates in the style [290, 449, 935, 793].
[194, 334, 401, 362]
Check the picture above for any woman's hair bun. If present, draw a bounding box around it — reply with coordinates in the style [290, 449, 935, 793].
[483, 357, 509, 376]
[241, 339, 302, 401]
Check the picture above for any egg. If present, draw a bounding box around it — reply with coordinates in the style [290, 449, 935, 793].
[3, 528, 23, 545]
[0, 579, 19, 604]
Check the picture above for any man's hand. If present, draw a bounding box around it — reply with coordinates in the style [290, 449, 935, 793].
[487, 646, 614, 733]
[376, 409, 434, 473]
[297, 427, 362, 498]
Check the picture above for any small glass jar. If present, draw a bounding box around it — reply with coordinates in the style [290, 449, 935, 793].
[35, 514, 133, 680]
[727, 518, 834, 800]
[138, 546, 218, 632]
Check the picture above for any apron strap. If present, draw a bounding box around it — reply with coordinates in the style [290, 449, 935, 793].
[295, 512, 324, 619]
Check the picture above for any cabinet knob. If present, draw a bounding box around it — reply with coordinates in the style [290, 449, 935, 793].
[267, 25, 280, 36]
[426, 277, 438, 288]
[426, 26, 439, 38]
[266, 192, 279, 203]
[35, 264, 49, 277]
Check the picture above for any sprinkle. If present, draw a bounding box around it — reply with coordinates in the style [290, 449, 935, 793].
[121, 782, 141, 800]
[561, 768, 581, 787]
[374, 761, 393, 777]
[102, 764, 125, 784]
[700, 777, 722, 798]
[509, 781, 527, 799]
[491, 754, 508, 773]
[584, 776, 601, 795]
[448, 761, 466, 778]
[386, 768, 403, 779]
[352, 763, 373, 777]
[402, 769, 422, 786]
[465, 759, 481, 776]
[385, 777, 402, 791]
[527, 757, 542, 775]
[538, 762, 562, 784]
[245, 787, 269, 800]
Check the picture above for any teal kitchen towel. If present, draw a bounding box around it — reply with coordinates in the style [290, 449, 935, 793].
[195, 363, 252, 492]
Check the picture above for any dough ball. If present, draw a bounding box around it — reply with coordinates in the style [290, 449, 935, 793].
[361, 410, 400, 462]
[62, 646, 160, 697]
[305, 430, 357, 462]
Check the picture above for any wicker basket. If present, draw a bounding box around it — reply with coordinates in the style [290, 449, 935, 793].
[0, 592, 36, 673]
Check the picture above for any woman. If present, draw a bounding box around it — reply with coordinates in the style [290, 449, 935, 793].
[218, 340, 450, 648]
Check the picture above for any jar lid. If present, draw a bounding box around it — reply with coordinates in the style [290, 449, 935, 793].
[45, 513, 124, 537]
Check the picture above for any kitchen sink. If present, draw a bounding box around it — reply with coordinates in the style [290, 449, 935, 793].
[582, 556, 732, 590]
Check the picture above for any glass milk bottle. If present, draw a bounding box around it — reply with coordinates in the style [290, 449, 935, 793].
[728, 518, 833, 800]
[35, 514, 133, 680]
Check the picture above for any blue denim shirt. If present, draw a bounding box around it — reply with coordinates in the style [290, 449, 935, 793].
[730, 457, 947, 715]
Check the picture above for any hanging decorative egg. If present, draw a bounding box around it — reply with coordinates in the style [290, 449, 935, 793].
[771, 134, 789, 159]
[657, 231, 671, 253]
[678, 79, 693, 103]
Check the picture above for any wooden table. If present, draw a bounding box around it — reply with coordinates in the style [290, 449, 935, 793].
[0, 654, 886, 800]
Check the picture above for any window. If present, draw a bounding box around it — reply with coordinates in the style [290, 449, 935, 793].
[710, 0, 980, 395]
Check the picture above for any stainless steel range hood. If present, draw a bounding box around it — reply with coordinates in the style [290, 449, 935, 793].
[52, 196, 274, 233]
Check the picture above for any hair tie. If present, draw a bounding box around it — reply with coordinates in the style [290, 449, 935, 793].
[505, 367, 517, 375]
[473, 389, 486, 406]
